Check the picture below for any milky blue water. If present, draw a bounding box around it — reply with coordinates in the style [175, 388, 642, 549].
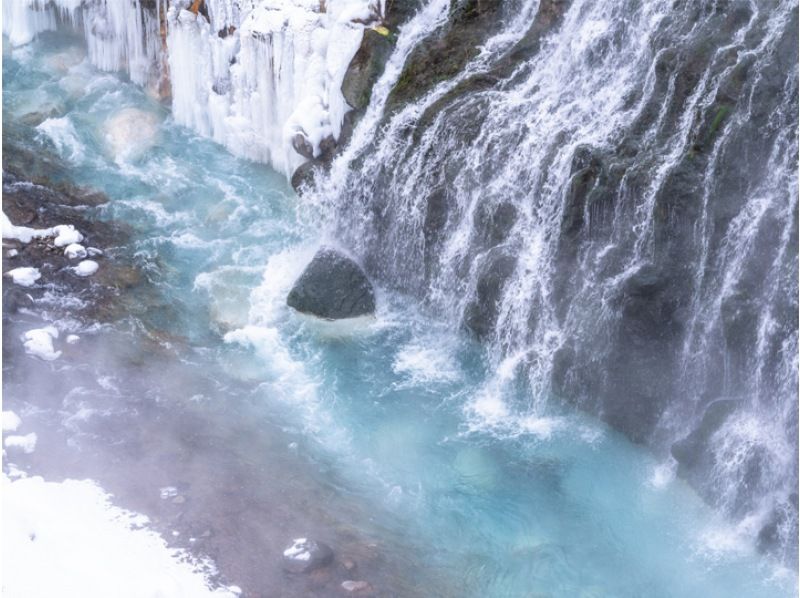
[3, 32, 796, 597]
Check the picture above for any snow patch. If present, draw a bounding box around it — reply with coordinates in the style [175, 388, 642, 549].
[2, 410, 22, 432]
[64, 243, 88, 259]
[2, 211, 53, 243]
[73, 260, 99, 277]
[5, 266, 41, 287]
[5, 432, 37, 454]
[22, 326, 61, 361]
[3, 474, 242, 597]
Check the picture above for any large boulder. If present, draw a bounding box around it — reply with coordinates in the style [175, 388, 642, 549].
[462, 248, 517, 340]
[287, 248, 376, 319]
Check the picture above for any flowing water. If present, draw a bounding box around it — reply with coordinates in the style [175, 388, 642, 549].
[2, 12, 797, 598]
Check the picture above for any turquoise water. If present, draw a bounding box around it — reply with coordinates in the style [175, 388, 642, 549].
[3, 32, 796, 597]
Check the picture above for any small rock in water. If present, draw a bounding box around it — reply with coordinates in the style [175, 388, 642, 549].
[281, 537, 334, 573]
[172, 495, 186, 505]
[52, 224, 83, 247]
[286, 247, 375, 319]
[64, 243, 87, 259]
[73, 260, 99, 277]
[342, 557, 357, 571]
[341, 580, 371, 593]
[66, 334, 80, 344]
[159, 486, 179, 500]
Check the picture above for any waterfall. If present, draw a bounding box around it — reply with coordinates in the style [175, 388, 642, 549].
[3, 0, 162, 87]
[316, 0, 799, 560]
[3, 0, 797, 566]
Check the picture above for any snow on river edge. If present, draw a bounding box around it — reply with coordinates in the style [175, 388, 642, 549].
[3, 418, 241, 598]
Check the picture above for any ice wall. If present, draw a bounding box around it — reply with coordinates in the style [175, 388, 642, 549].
[167, 0, 381, 175]
[3, 0, 161, 87]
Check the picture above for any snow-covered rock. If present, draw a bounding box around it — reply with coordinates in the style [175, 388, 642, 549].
[73, 260, 99, 277]
[22, 326, 61, 361]
[5, 267, 41, 287]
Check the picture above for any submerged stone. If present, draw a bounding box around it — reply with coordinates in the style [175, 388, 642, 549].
[287, 248, 376, 319]
[281, 538, 334, 574]
[341, 580, 371, 592]
[671, 398, 741, 483]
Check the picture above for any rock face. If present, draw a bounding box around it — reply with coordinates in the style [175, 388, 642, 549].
[671, 399, 741, 484]
[287, 248, 376, 319]
[281, 538, 334, 574]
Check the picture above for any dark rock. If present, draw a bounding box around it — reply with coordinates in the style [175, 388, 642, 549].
[757, 494, 799, 560]
[3, 286, 34, 315]
[291, 161, 322, 194]
[287, 248, 376, 319]
[342, 29, 395, 111]
[281, 538, 334, 574]
[474, 201, 518, 248]
[318, 135, 337, 162]
[291, 133, 315, 160]
[387, 0, 505, 111]
[671, 399, 740, 482]
[463, 248, 517, 339]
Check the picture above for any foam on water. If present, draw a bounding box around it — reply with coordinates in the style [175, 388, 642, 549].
[103, 108, 161, 164]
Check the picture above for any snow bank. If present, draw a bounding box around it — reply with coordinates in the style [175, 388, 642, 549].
[2, 210, 54, 243]
[2, 211, 85, 248]
[5, 266, 41, 287]
[2, 474, 242, 597]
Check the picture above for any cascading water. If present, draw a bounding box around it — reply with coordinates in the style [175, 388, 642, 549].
[316, 0, 800, 561]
